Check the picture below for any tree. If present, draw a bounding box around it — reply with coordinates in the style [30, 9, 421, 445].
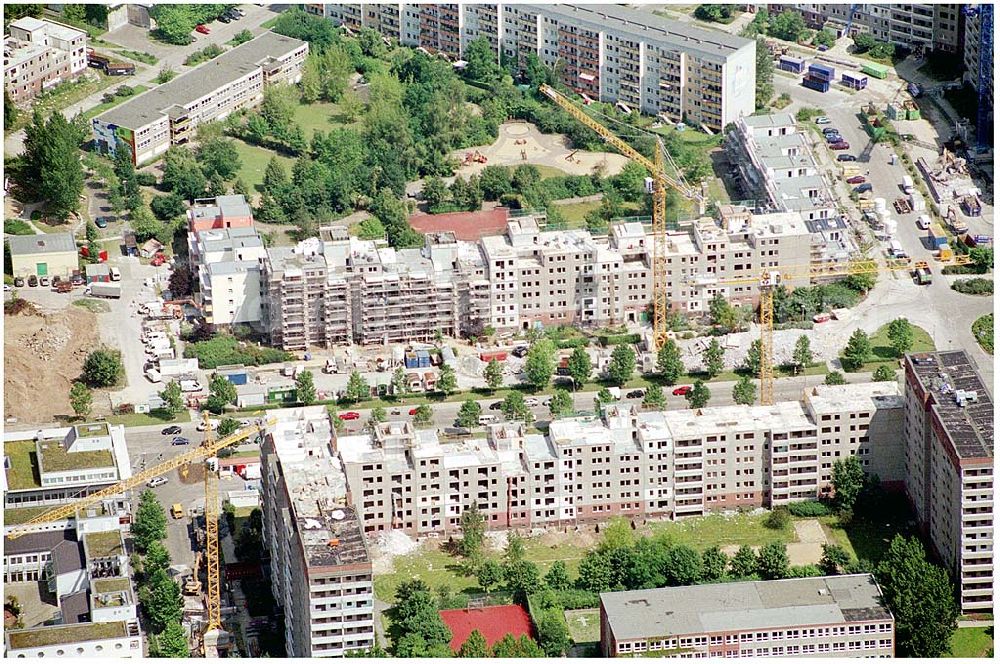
[566, 347, 591, 390]
[4, 89, 17, 130]
[458, 630, 489, 658]
[296, 370, 317, 405]
[831, 456, 865, 514]
[664, 545, 703, 586]
[132, 490, 167, 553]
[729, 375, 755, 406]
[970, 246, 993, 273]
[142, 568, 183, 634]
[413, 404, 433, 426]
[792, 335, 813, 374]
[523, 339, 556, 391]
[344, 371, 370, 403]
[338, 88, 364, 122]
[535, 608, 570, 656]
[702, 546, 729, 581]
[702, 339, 724, 378]
[549, 389, 573, 418]
[656, 339, 684, 385]
[437, 365, 457, 396]
[709, 293, 738, 330]
[19, 110, 85, 219]
[159, 381, 184, 417]
[820, 543, 851, 575]
[841, 329, 872, 372]
[729, 545, 758, 579]
[501, 391, 532, 424]
[69, 381, 92, 419]
[156, 621, 189, 657]
[642, 383, 666, 409]
[477, 558, 503, 592]
[421, 175, 449, 208]
[392, 580, 453, 650]
[483, 358, 504, 392]
[545, 560, 572, 590]
[504, 557, 542, 602]
[872, 364, 896, 382]
[457, 399, 482, 428]
[887, 317, 914, 357]
[853, 32, 878, 53]
[608, 344, 637, 387]
[756, 542, 790, 580]
[196, 136, 241, 180]
[743, 339, 762, 376]
[755, 38, 774, 108]
[458, 502, 487, 560]
[391, 367, 410, 399]
[143, 540, 171, 576]
[217, 418, 240, 438]
[492, 634, 545, 658]
[769, 10, 806, 41]
[813, 27, 836, 48]
[876, 535, 958, 657]
[206, 374, 237, 414]
[686, 380, 710, 409]
[465, 36, 503, 83]
[82, 348, 123, 388]
[825, 371, 846, 386]
[765, 507, 790, 530]
[367, 405, 387, 432]
[161, 147, 206, 201]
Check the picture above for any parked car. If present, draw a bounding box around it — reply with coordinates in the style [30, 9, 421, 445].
[408, 408, 419, 416]
[171, 437, 190, 446]
[38, 276, 49, 287]
[813, 313, 832, 323]
[196, 419, 219, 432]
[626, 389, 645, 399]
[27, 275, 38, 287]
[830, 141, 850, 150]
[3, 284, 11, 292]
[846, 175, 866, 185]
[218, 13, 231, 22]
[339, 412, 360, 421]
[95, 216, 110, 228]
[147, 477, 168, 488]
[13, 276, 24, 287]
[231, 8, 246, 17]
[161, 425, 182, 435]
[825, 133, 843, 143]
[814, 116, 831, 125]
[854, 183, 873, 193]
[488, 401, 503, 411]
[837, 154, 857, 162]
[195, 24, 210, 34]
[672, 386, 692, 396]
[524, 397, 540, 407]
[822, 127, 840, 135]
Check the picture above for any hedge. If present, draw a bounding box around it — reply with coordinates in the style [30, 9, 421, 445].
[598, 333, 641, 347]
[951, 278, 993, 295]
[183, 334, 293, 369]
[787, 500, 832, 517]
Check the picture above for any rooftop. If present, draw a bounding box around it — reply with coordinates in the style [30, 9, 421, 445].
[190, 195, 254, 224]
[96, 32, 306, 129]
[37, 438, 114, 474]
[3, 528, 76, 556]
[91, 577, 131, 594]
[4, 439, 41, 490]
[84, 530, 124, 558]
[805, 382, 904, 414]
[907, 350, 993, 461]
[601, 574, 891, 641]
[6, 621, 127, 650]
[74, 422, 111, 439]
[7, 233, 76, 256]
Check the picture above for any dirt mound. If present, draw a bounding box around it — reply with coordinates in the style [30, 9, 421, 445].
[4, 306, 101, 423]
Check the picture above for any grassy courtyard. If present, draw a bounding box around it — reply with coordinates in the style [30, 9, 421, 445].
[947, 626, 994, 658]
[844, 322, 935, 373]
[233, 141, 295, 193]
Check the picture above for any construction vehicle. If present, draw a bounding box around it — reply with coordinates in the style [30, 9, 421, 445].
[539, 84, 705, 349]
[913, 261, 932, 285]
[5, 417, 271, 655]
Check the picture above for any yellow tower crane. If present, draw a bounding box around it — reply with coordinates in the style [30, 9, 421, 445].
[539, 84, 705, 350]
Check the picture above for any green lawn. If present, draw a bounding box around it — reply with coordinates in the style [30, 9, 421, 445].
[82, 85, 150, 120]
[4, 440, 40, 490]
[565, 609, 601, 644]
[3, 506, 54, 525]
[292, 100, 349, 139]
[550, 200, 642, 229]
[648, 512, 794, 549]
[947, 626, 994, 658]
[233, 141, 295, 192]
[844, 322, 935, 373]
[534, 165, 573, 179]
[8, 72, 128, 132]
[374, 543, 478, 603]
[973, 314, 993, 354]
[106, 409, 192, 428]
[817, 493, 918, 564]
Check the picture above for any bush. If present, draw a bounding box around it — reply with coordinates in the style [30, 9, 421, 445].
[4, 219, 34, 235]
[764, 507, 790, 530]
[183, 334, 293, 369]
[598, 333, 641, 347]
[136, 172, 158, 187]
[787, 500, 832, 517]
[532, 589, 599, 611]
[951, 278, 993, 295]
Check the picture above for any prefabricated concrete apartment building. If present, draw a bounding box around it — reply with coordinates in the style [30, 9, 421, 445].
[308, 3, 756, 131]
[91, 31, 308, 165]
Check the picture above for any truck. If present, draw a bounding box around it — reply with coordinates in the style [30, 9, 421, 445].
[145, 368, 162, 383]
[887, 240, 907, 259]
[913, 261, 932, 285]
[928, 223, 949, 249]
[89, 282, 121, 299]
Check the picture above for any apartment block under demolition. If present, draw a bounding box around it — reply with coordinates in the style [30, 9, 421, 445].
[773, 4, 961, 54]
[902, 351, 993, 614]
[962, 6, 993, 130]
[310, 3, 754, 131]
[4, 17, 87, 104]
[259, 407, 375, 657]
[334, 382, 903, 535]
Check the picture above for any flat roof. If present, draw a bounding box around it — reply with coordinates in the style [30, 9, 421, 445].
[37, 437, 115, 473]
[601, 574, 891, 641]
[7, 233, 76, 256]
[96, 31, 306, 129]
[907, 350, 993, 460]
[7, 621, 127, 650]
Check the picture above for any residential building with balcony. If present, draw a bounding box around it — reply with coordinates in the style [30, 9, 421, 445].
[92, 31, 307, 165]
[903, 350, 993, 614]
[599, 574, 894, 658]
[189, 224, 267, 328]
[774, 4, 961, 53]
[4, 17, 86, 103]
[259, 406, 375, 657]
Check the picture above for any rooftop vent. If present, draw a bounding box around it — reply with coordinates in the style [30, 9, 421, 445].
[303, 518, 323, 530]
[330, 509, 346, 520]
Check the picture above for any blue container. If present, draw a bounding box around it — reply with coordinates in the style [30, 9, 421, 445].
[808, 63, 835, 82]
[802, 75, 830, 92]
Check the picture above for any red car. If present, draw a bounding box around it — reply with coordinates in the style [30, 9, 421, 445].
[672, 386, 692, 396]
[830, 141, 850, 150]
[195, 24, 211, 34]
[846, 175, 866, 185]
[408, 408, 419, 416]
[338, 412, 360, 421]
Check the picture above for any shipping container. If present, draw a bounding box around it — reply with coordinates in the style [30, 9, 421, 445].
[89, 282, 121, 298]
[808, 62, 836, 81]
[479, 351, 509, 363]
[802, 75, 830, 92]
[928, 223, 949, 249]
[778, 55, 806, 73]
[861, 62, 890, 79]
[841, 71, 868, 90]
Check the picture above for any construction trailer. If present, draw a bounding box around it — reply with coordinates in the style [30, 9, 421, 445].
[841, 71, 868, 90]
[778, 55, 806, 73]
[807, 62, 836, 82]
[861, 62, 890, 79]
[802, 75, 830, 92]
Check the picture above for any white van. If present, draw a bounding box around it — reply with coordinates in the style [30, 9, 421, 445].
[902, 175, 914, 194]
[145, 368, 162, 383]
[479, 414, 499, 426]
[180, 379, 203, 393]
[888, 240, 907, 259]
[109, 267, 121, 282]
[916, 215, 931, 230]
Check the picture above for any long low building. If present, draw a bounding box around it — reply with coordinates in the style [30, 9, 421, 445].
[92, 31, 307, 165]
[600, 574, 895, 658]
